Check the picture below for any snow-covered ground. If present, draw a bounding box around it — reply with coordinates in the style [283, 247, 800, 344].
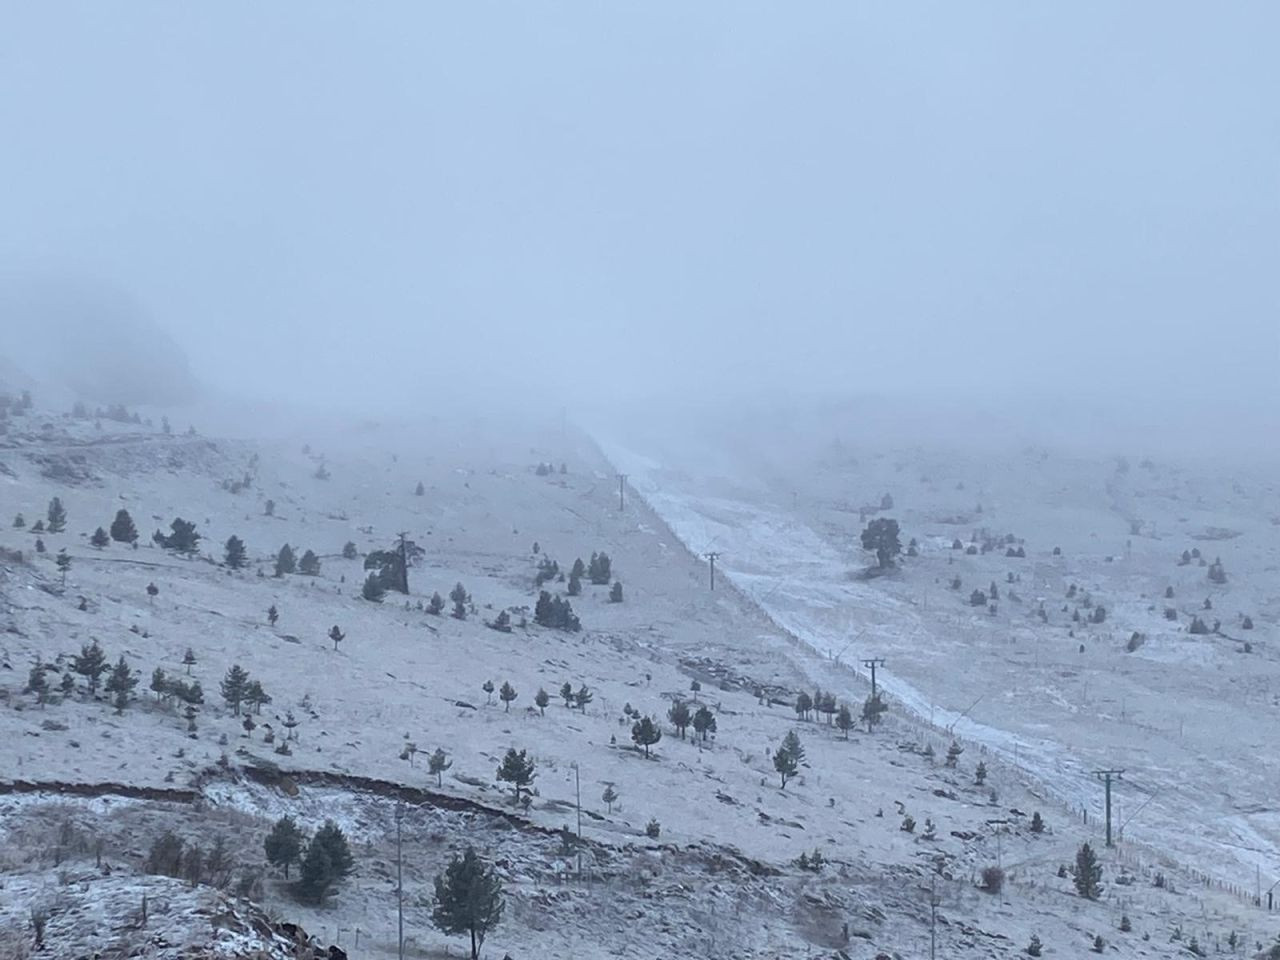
[1, 392, 1276, 957]
[596, 405, 1280, 901]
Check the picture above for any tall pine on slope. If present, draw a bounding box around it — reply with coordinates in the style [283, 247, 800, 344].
[431, 846, 504, 960]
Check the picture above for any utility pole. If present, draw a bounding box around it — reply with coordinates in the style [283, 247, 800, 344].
[705, 552, 720, 591]
[929, 876, 939, 960]
[572, 761, 583, 878]
[1093, 768, 1124, 847]
[860, 657, 886, 701]
[396, 531, 410, 594]
[617, 474, 628, 511]
[394, 801, 404, 960]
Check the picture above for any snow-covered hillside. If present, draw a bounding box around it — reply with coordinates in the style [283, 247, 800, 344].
[1, 393, 1276, 958]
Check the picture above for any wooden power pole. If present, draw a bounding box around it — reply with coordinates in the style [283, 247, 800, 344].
[860, 657, 886, 701]
[1093, 768, 1124, 847]
[394, 801, 404, 960]
[704, 552, 720, 591]
[617, 474, 628, 511]
[396, 531, 410, 594]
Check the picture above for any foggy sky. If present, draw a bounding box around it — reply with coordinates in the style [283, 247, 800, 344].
[0, 3, 1276, 416]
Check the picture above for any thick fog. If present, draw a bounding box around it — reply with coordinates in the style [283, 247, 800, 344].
[0, 3, 1276, 436]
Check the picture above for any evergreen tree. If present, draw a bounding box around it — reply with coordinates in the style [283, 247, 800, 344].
[298, 820, 354, 903]
[220, 664, 250, 715]
[26, 660, 50, 705]
[427, 591, 445, 615]
[55, 548, 72, 586]
[146, 581, 159, 603]
[587, 551, 612, 585]
[575, 684, 593, 713]
[499, 681, 517, 712]
[342, 540, 358, 560]
[794, 691, 813, 720]
[692, 705, 717, 741]
[245, 679, 271, 713]
[560, 681, 574, 708]
[110, 508, 138, 544]
[264, 815, 304, 878]
[450, 582, 469, 620]
[567, 570, 581, 596]
[609, 580, 623, 603]
[861, 692, 887, 731]
[12, 513, 24, 528]
[275, 544, 296, 576]
[264, 498, 275, 516]
[482, 679, 495, 704]
[267, 604, 278, 626]
[361, 573, 386, 602]
[1030, 811, 1045, 834]
[1074, 842, 1102, 899]
[46, 497, 67, 533]
[836, 703, 853, 739]
[602, 784, 618, 813]
[429, 747, 452, 787]
[496, 748, 536, 802]
[90, 526, 110, 549]
[975, 761, 987, 785]
[860, 517, 902, 568]
[151, 667, 168, 701]
[431, 846, 505, 960]
[59, 671, 74, 697]
[570, 557, 586, 580]
[946, 740, 963, 767]
[329, 625, 345, 650]
[182, 647, 197, 674]
[774, 730, 804, 789]
[631, 715, 662, 757]
[224, 535, 247, 569]
[104, 655, 138, 712]
[299, 549, 321, 576]
[534, 687, 549, 715]
[667, 700, 691, 739]
[415, 481, 425, 496]
[154, 518, 201, 555]
[72, 639, 109, 696]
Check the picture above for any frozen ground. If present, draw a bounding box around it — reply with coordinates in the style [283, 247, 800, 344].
[596, 401, 1280, 900]
[0, 392, 1276, 957]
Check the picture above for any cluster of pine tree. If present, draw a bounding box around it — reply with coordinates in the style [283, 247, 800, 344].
[153, 518, 201, 555]
[534, 590, 580, 631]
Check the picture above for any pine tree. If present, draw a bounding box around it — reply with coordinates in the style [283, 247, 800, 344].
[1074, 843, 1102, 899]
[481, 680, 495, 704]
[328, 625, 345, 651]
[26, 660, 50, 705]
[264, 816, 304, 878]
[154, 518, 200, 555]
[560, 681, 574, 708]
[91, 526, 110, 549]
[795, 691, 813, 720]
[774, 730, 804, 789]
[110, 508, 138, 544]
[182, 647, 197, 674]
[946, 740, 963, 767]
[267, 604, 278, 626]
[836, 703, 853, 739]
[567, 570, 581, 596]
[496, 748, 536, 803]
[151, 667, 168, 701]
[415, 481, 425, 496]
[361, 573, 385, 602]
[146, 582, 159, 603]
[55, 548, 72, 586]
[104, 655, 138, 712]
[450, 582, 469, 620]
[609, 580, 623, 603]
[431, 846, 505, 960]
[245, 679, 271, 714]
[72, 639, 109, 696]
[975, 761, 987, 785]
[1027, 934, 1042, 956]
[299, 549, 321, 576]
[12, 513, 24, 529]
[224, 535, 247, 569]
[59, 671, 73, 697]
[342, 540, 358, 560]
[499, 681, 517, 712]
[588, 551, 612, 585]
[220, 664, 250, 715]
[575, 684, 593, 713]
[631, 715, 662, 757]
[426, 591, 444, 615]
[667, 700, 691, 739]
[602, 784, 618, 813]
[534, 687, 549, 715]
[298, 820, 354, 903]
[1030, 811, 1045, 834]
[860, 517, 901, 567]
[692, 705, 717, 741]
[46, 497, 67, 533]
[429, 747, 452, 787]
[275, 544, 296, 576]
